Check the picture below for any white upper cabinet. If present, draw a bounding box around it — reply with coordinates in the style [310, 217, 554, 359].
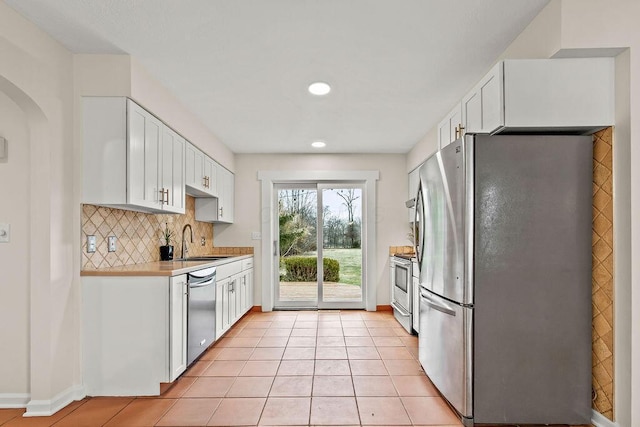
[194, 163, 235, 223]
[437, 103, 463, 150]
[82, 97, 185, 214]
[461, 58, 614, 136]
[185, 142, 217, 197]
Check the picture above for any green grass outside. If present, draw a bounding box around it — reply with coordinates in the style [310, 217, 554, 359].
[300, 248, 362, 286]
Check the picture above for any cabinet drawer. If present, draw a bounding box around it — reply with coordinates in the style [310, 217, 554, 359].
[242, 258, 254, 270]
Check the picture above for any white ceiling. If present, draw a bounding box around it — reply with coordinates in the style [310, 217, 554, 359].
[5, 0, 549, 154]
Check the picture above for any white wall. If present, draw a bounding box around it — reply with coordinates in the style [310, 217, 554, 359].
[0, 0, 80, 413]
[214, 154, 410, 307]
[0, 91, 30, 397]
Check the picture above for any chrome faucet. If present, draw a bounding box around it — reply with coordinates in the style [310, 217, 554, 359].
[181, 224, 193, 259]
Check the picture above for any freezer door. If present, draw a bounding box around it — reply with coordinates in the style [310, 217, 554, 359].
[419, 286, 472, 419]
[418, 139, 468, 303]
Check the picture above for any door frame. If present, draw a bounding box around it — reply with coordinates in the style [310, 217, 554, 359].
[258, 170, 379, 311]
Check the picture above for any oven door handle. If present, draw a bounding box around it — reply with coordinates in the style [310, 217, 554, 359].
[420, 290, 456, 317]
[391, 302, 410, 317]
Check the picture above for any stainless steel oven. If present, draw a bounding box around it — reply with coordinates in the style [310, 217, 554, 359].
[390, 255, 412, 333]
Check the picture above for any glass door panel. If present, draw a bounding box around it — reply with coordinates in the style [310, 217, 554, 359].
[275, 185, 318, 308]
[318, 186, 364, 308]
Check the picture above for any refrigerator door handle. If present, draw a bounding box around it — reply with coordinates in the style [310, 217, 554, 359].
[420, 289, 456, 317]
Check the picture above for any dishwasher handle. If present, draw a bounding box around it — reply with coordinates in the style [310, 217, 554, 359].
[188, 277, 215, 288]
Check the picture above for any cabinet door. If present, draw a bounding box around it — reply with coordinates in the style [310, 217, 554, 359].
[169, 275, 188, 381]
[216, 277, 231, 336]
[203, 155, 217, 197]
[438, 104, 463, 150]
[217, 167, 235, 223]
[161, 127, 186, 214]
[462, 62, 503, 135]
[185, 142, 208, 195]
[228, 276, 238, 325]
[128, 100, 161, 209]
[243, 269, 254, 313]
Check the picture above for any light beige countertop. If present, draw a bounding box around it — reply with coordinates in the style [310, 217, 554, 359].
[80, 254, 252, 277]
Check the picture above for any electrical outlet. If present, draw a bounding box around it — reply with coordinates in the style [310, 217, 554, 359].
[108, 236, 117, 252]
[251, 231, 262, 240]
[201, 236, 206, 246]
[87, 235, 96, 253]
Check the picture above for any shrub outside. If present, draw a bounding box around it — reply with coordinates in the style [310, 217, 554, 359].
[282, 256, 340, 282]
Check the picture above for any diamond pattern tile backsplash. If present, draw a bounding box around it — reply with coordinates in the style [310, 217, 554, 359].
[591, 127, 614, 420]
[82, 195, 250, 269]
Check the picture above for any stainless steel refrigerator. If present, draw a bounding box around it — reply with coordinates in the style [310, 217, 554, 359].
[415, 134, 592, 426]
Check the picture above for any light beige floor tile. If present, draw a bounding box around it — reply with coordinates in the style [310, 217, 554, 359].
[317, 327, 344, 337]
[258, 336, 290, 347]
[401, 396, 463, 425]
[349, 360, 388, 376]
[372, 336, 404, 347]
[368, 327, 397, 337]
[250, 347, 286, 360]
[288, 336, 317, 347]
[263, 328, 293, 337]
[294, 321, 318, 329]
[400, 336, 419, 347]
[237, 327, 268, 338]
[199, 347, 223, 361]
[376, 346, 414, 360]
[364, 320, 393, 328]
[183, 377, 235, 397]
[352, 376, 397, 396]
[216, 337, 261, 348]
[310, 396, 360, 425]
[227, 376, 274, 397]
[341, 320, 366, 328]
[391, 375, 440, 397]
[290, 328, 317, 337]
[207, 397, 266, 426]
[270, 320, 296, 328]
[312, 376, 354, 397]
[239, 360, 280, 376]
[356, 396, 411, 425]
[346, 347, 380, 360]
[245, 321, 273, 329]
[278, 360, 315, 376]
[317, 321, 342, 328]
[317, 336, 345, 347]
[259, 397, 311, 425]
[344, 336, 374, 347]
[315, 346, 348, 360]
[270, 376, 313, 397]
[342, 327, 370, 337]
[283, 347, 316, 360]
[314, 359, 351, 376]
[383, 359, 424, 376]
[155, 398, 221, 426]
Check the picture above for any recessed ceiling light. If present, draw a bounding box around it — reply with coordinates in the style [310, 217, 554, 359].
[308, 82, 331, 96]
[311, 141, 326, 148]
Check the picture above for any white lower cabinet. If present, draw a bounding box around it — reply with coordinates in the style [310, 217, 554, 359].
[82, 274, 187, 396]
[215, 257, 254, 339]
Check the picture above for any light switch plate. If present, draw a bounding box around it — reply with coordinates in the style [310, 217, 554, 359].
[87, 235, 96, 252]
[0, 223, 10, 243]
[108, 236, 117, 252]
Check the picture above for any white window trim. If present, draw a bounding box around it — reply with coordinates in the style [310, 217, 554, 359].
[257, 170, 380, 311]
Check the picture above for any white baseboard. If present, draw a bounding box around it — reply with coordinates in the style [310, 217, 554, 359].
[592, 409, 620, 427]
[24, 385, 85, 417]
[0, 393, 30, 408]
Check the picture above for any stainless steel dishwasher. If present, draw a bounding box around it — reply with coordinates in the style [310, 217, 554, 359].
[187, 266, 216, 366]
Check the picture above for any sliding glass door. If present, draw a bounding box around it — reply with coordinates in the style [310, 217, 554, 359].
[274, 183, 365, 309]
